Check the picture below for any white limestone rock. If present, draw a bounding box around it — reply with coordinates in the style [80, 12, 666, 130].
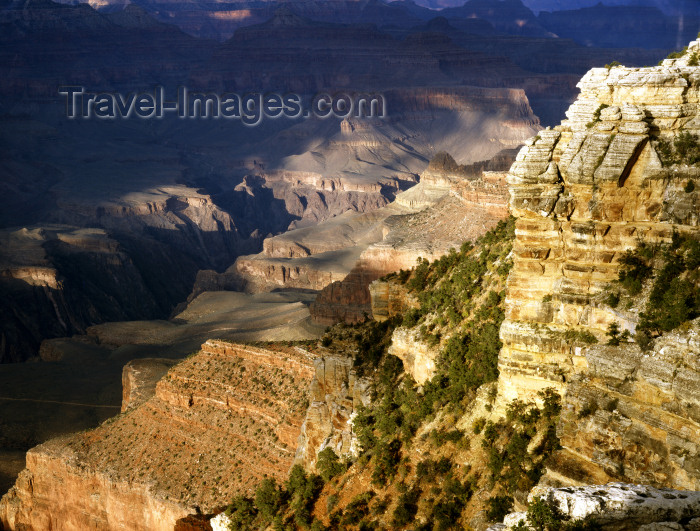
[529, 483, 700, 526]
[210, 512, 233, 531]
[494, 483, 700, 530]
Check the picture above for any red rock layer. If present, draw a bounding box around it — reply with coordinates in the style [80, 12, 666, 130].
[0, 341, 315, 530]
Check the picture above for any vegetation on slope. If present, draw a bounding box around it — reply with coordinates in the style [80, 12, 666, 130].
[605, 231, 700, 349]
[219, 218, 571, 529]
[655, 130, 700, 166]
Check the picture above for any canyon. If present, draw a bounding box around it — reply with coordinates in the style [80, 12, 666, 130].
[0, 0, 674, 366]
[2, 1, 699, 529]
[216, 146, 516, 326]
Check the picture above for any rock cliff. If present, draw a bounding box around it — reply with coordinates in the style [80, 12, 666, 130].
[491, 483, 700, 531]
[309, 151, 514, 325]
[121, 358, 178, 413]
[0, 341, 315, 530]
[294, 353, 372, 471]
[498, 41, 700, 489]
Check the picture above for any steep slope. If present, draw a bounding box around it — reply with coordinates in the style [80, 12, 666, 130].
[202, 146, 526, 305]
[206, 219, 525, 531]
[309, 150, 513, 325]
[205, 41, 700, 531]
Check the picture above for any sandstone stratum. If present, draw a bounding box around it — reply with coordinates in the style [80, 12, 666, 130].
[0, 341, 315, 530]
[496, 41, 700, 492]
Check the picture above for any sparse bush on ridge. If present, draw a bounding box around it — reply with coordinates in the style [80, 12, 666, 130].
[656, 131, 700, 166]
[513, 496, 602, 531]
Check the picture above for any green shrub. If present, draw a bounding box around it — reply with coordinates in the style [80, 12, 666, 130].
[667, 46, 688, 59]
[430, 475, 473, 530]
[618, 250, 652, 295]
[486, 495, 513, 522]
[655, 131, 700, 166]
[578, 399, 598, 418]
[341, 492, 373, 525]
[522, 496, 602, 531]
[606, 323, 621, 346]
[674, 131, 700, 164]
[391, 486, 421, 527]
[371, 439, 401, 486]
[638, 233, 700, 336]
[483, 390, 562, 497]
[254, 478, 283, 521]
[586, 103, 609, 128]
[316, 448, 346, 482]
[604, 292, 620, 308]
[225, 496, 257, 530]
[326, 494, 338, 513]
[402, 308, 422, 328]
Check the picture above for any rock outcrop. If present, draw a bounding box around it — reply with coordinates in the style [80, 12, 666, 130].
[294, 354, 372, 471]
[0, 341, 315, 530]
[491, 483, 700, 530]
[498, 41, 700, 489]
[386, 327, 438, 385]
[369, 279, 418, 323]
[552, 320, 700, 490]
[121, 358, 178, 412]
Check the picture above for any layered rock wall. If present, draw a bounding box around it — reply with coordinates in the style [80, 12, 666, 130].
[499, 41, 700, 488]
[311, 158, 512, 326]
[369, 279, 418, 322]
[0, 341, 315, 530]
[295, 354, 371, 471]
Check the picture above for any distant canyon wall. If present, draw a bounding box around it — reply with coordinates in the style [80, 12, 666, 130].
[309, 157, 513, 326]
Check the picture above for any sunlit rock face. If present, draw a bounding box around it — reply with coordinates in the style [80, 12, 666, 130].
[309, 149, 515, 326]
[491, 483, 700, 531]
[294, 353, 372, 471]
[498, 41, 700, 489]
[0, 341, 315, 530]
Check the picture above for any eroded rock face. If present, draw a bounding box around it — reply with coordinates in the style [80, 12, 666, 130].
[294, 354, 371, 471]
[553, 320, 700, 490]
[0, 341, 315, 530]
[499, 41, 700, 489]
[121, 358, 178, 412]
[387, 328, 438, 385]
[369, 279, 418, 323]
[310, 155, 513, 326]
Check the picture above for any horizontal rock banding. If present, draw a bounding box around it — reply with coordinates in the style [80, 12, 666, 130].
[499, 40, 700, 489]
[0, 341, 315, 530]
